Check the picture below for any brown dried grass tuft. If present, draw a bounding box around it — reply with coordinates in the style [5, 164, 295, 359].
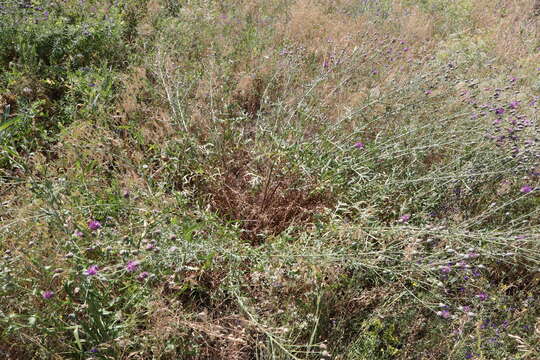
[0, 93, 17, 116]
[141, 294, 255, 359]
[180, 315, 254, 360]
[207, 150, 332, 243]
[276, 0, 364, 57]
[471, 0, 539, 64]
[232, 73, 265, 117]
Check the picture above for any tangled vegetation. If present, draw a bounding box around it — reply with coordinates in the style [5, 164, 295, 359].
[1, 0, 539, 359]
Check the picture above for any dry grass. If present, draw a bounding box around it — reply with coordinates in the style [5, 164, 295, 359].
[206, 150, 332, 243]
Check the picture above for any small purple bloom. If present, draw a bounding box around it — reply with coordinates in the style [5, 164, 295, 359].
[476, 292, 488, 301]
[138, 271, 149, 280]
[399, 214, 411, 223]
[145, 243, 155, 251]
[354, 142, 365, 149]
[440, 265, 451, 274]
[84, 265, 99, 276]
[520, 185, 533, 194]
[509, 101, 519, 109]
[88, 220, 101, 231]
[437, 310, 451, 319]
[73, 230, 83, 237]
[125, 260, 139, 272]
[495, 108, 505, 115]
[42, 290, 54, 299]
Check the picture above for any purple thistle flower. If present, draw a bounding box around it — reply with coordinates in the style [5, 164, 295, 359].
[495, 108, 505, 115]
[440, 265, 451, 274]
[520, 185, 533, 194]
[476, 293, 488, 301]
[399, 214, 411, 223]
[125, 260, 139, 272]
[88, 220, 101, 231]
[436, 310, 451, 319]
[138, 271, 149, 280]
[84, 265, 99, 276]
[42, 290, 54, 299]
[354, 142, 365, 149]
[509, 101, 519, 109]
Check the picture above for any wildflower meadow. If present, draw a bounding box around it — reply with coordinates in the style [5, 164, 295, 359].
[1, 0, 539, 359]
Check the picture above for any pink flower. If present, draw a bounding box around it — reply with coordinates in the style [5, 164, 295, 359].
[73, 230, 83, 237]
[476, 293, 488, 301]
[440, 265, 451, 274]
[399, 214, 411, 223]
[436, 310, 451, 319]
[125, 260, 139, 272]
[354, 142, 365, 149]
[84, 265, 99, 276]
[138, 271, 149, 280]
[520, 185, 533, 194]
[42, 290, 54, 299]
[88, 220, 101, 231]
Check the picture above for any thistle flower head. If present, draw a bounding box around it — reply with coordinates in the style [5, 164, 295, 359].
[84, 265, 99, 276]
[125, 260, 139, 272]
[399, 214, 411, 223]
[88, 220, 101, 231]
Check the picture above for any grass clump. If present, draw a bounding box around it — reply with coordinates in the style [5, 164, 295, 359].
[1, 0, 539, 359]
